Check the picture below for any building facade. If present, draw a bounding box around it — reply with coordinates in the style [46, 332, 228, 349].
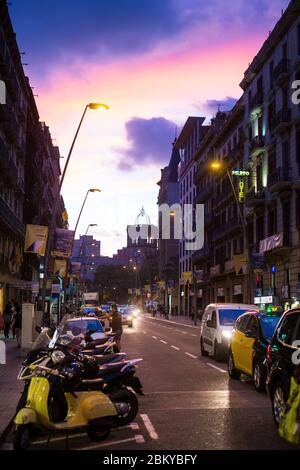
[157, 140, 180, 313]
[175, 117, 209, 315]
[0, 1, 67, 313]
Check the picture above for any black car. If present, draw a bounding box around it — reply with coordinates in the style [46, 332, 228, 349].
[266, 308, 300, 425]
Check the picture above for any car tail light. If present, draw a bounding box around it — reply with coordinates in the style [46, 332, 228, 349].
[266, 345, 271, 363]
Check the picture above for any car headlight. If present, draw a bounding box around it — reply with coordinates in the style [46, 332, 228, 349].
[127, 316, 132, 321]
[222, 330, 232, 340]
[51, 350, 66, 364]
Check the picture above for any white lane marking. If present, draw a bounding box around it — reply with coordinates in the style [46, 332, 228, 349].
[117, 422, 139, 431]
[152, 336, 158, 340]
[79, 435, 143, 450]
[185, 352, 198, 359]
[190, 334, 197, 337]
[171, 345, 180, 350]
[140, 414, 159, 440]
[181, 332, 188, 335]
[206, 363, 227, 373]
[160, 340, 167, 344]
[143, 315, 199, 329]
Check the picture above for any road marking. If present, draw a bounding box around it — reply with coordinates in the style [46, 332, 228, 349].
[185, 352, 198, 359]
[140, 414, 159, 440]
[152, 336, 158, 340]
[206, 363, 227, 373]
[190, 334, 197, 337]
[142, 331, 147, 334]
[79, 435, 144, 450]
[181, 332, 188, 335]
[160, 340, 167, 344]
[171, 345, 180, 350]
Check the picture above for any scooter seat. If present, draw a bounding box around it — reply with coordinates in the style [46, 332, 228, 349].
[93, 353, 126, 366]
[97, 361, 125, 376]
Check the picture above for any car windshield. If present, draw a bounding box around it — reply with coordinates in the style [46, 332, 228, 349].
[260, 315, 282, 341]
[219, 309, 250, 326]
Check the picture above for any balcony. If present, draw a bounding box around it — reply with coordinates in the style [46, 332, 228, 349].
[195, 184, 213, 203]
[204, 211, 215, 227]
[268, 167, 292, 193]
[271, 108, 292, 134]
[245, 188, 266, 207]
[0, 196, 25, 237]
[192, 245, 213, 263]
[0, 135, 18, 182]
[213, 218, 242, 242]
[250, 135, 266, 157]
[250, 92, 264, 112]
[225, 259, 235, 273]
[273, 59, 289, 86]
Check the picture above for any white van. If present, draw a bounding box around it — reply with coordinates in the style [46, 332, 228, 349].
[200, 303, 259, 362]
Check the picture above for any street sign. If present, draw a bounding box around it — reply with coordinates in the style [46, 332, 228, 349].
[254, 296, 273, 305]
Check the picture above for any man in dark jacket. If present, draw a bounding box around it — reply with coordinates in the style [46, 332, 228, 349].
[111, 304, 123, 351]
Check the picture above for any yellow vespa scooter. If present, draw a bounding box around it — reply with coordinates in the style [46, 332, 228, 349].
[14, 361, 119, 450]
[13, 323, 123, 451]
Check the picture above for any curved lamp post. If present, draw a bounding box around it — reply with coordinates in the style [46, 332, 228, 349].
[41, 103, 108, 323]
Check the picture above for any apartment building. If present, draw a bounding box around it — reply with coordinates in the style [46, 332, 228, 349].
[175, 117, 209, 315]
[240, 0, 300, 309]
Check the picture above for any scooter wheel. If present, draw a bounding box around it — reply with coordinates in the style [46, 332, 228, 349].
[13, 425, 31, 451]
[87, 424, 110, 442]
[113, 390, 139, 427]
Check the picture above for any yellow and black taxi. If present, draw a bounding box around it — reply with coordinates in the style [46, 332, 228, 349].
[228, 308, 283, 392]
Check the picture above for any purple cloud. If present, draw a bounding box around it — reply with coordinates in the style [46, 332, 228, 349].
[117, 117, 177, 171]
[196, 96, 238, 114]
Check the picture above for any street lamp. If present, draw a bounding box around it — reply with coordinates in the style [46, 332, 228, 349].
[41, 103, 108, 324]
[73, 189, 101, 237]
[210, 161, 253, 303]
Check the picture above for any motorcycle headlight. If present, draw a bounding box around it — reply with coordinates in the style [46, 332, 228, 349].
[51, 350, 66, 364]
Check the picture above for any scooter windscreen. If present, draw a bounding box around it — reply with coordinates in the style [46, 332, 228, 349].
[49, 315, 88, 351]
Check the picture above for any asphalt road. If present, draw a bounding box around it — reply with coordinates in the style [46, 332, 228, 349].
[2, 315, 296, 450]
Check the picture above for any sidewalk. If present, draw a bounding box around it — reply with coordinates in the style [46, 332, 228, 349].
[0, 335, 23, 445]
[144, 313, 201, 329]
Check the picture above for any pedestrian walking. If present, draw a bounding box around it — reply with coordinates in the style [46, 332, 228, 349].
[11, 306, 22, 348]
[111, 304, 123, 351]
[3, 302, 13, 339]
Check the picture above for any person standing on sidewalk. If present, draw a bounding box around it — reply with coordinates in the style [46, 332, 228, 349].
[111, 304, 123, 351]
[11, 306, 22, 348]
[3, 302, 13, 339]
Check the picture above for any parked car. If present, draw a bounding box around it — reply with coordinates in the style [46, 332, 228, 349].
[266, 308, 300, 425]
[200, 303, 259, 362]
[228, 310, 283, 392]
[62, 316, 107, 340]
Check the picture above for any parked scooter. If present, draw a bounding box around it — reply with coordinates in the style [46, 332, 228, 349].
[14, 326, 143, 450]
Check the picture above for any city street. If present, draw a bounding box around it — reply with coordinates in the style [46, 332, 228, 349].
[1, 315, 295, 451]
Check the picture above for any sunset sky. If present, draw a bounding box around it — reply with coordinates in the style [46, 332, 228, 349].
[11, 0, 289, 256]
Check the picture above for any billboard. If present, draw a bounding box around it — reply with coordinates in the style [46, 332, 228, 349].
[53, 259, 67, 277]
[52, 228, 74, 258]
[71, 261, 82, 278]
[24, 225, 48, 255]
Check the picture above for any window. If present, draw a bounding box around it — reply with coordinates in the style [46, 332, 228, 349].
[268, 206, 277, 236]
[256, 163, 263, 191]
[278, 313, 299, 345]
[234, 313, 251, 331]
[209, 311, 217, 329]
[247, 316, 259, 337]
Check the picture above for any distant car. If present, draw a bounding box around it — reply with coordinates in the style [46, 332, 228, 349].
[266, 308, 300, 425]
[200, 303, 259, 362]
[228, 310, 283, 392]
[62, 317, 106, 340]
[119, 307, 134, 328]
[128, 305, 141, 318]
